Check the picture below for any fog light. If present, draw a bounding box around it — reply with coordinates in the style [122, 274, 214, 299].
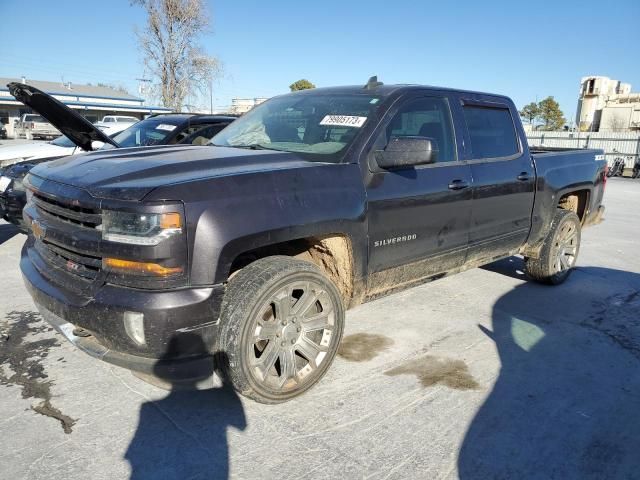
[124, 311, 146, 345]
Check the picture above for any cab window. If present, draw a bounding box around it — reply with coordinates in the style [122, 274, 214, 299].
[462, 106, 519, 159]
[376, 97, 456, 163]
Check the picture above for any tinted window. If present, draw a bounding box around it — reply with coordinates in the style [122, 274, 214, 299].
[179, 123, 229, 145]
[51, 135, 76, 148]
[377, 97, 456, 163]
[463, 106, 519, 159]
[107, 119, 181, 148]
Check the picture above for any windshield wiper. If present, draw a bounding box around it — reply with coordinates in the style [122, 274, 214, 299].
[210, 143, 272, 150]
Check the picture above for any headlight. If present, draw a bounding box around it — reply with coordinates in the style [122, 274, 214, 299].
[101, 210, 183, 245]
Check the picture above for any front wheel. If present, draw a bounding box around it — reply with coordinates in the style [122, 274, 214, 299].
[525, 209, 581, 285]
[216, 256, 345, 403]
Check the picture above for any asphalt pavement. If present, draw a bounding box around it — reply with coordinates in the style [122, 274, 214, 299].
[1, 178, 639, 479]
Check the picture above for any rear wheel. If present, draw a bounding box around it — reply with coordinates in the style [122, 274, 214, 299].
[525, 209, 581, 285]
[216, 256, 345, 403]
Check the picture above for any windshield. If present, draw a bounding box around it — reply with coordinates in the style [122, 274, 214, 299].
[50, 135, 76, 148]
[25, 114, 46, 123]
[107, 119, 180, 148]
[210, 93, 381, 161]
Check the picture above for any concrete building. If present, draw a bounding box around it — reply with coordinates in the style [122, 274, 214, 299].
[599, 93, 640, 132]
[0, 77, 171, 137]
[575, 76, 633, 131]
[229, 97, 268, 115]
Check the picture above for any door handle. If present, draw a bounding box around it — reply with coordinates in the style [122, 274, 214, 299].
[448, 179, 469, 190]
[517, 172, 530, 181]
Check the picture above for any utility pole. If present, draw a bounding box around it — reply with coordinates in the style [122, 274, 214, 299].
[210, 78, 213, 114]
[136, 78, 152, 100]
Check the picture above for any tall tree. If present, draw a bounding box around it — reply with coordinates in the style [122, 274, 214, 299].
[519, 102, 540, 125]
[133, 0, 221, 111]
[289, 79, 316, 91]
[538, 96, 566, 131]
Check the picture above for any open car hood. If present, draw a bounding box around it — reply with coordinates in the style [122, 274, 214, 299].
[7, 83, 120, 152]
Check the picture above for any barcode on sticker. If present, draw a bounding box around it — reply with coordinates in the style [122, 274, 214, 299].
[320, 115, 367, 128]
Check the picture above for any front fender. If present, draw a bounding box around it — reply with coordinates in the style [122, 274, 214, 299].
[153, 163, 368, 286]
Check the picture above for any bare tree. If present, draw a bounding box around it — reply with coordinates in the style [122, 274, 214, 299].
[132, 0, 221, 111]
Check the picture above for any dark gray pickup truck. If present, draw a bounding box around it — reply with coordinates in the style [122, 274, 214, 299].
[19, 78, 607, 403]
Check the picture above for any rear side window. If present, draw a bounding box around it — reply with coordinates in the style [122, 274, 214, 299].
[463, 106, 519, 159]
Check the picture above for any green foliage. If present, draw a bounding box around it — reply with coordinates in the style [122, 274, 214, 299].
[289, 79, 316, 91]
[519, 102, 540, 125]
[538, 96, 566, 131]
[520, 97, 566, 131]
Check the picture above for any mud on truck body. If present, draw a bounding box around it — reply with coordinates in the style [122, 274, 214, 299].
[19, 78, 606, 403]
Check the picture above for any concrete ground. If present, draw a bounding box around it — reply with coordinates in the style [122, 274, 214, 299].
[1, 178, 639, 479]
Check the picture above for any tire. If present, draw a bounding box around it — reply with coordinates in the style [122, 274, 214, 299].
[525, 209, 581, 285]
[216, 256, 345, 403]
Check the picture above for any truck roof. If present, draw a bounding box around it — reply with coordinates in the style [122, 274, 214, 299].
[284, 83, 512, 102]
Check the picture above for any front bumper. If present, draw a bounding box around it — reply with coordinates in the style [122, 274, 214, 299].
[21, 243, 226, 381]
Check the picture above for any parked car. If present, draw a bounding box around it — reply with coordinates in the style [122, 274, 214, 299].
[18, 78, 606, 403]
[105, 113, 237, 148]
[14, 113, 60, 140]
[1, 83, 236, 229]
[93, 115, 139, 134]
[0, 122, 132, 170]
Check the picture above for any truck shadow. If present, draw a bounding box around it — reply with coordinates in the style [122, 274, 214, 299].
[458, 260, 640, 479]
[125, 336, 246, 480]
[0, 223, 19, 245]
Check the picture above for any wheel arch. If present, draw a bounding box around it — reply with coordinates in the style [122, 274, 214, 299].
[225, 233, 356, 305]
[557, 189, 590, 223]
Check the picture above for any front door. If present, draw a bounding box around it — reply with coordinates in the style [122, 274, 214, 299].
[364, 94, 473, 296]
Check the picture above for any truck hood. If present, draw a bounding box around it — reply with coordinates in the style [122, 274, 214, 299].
[28, 145, 321, 201]
[7, 83, 119, 152]
[0, 142, 76, 166]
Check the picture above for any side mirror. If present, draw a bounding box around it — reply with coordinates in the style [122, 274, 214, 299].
[375, 136, 438, 169]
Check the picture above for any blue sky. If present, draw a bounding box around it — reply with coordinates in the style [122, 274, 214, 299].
[1, 0, 638, 122]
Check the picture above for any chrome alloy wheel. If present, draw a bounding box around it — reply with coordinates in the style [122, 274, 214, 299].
[247, 280, 336, 392]
[553, 221, 578, 273]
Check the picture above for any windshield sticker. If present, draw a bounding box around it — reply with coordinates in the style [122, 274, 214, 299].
[320, 115, 367, 128]
[156, 124, 177, 131]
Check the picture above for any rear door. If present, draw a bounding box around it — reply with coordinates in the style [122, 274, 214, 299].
[458, 98, 535, 262]
[364, 93, 473, 293]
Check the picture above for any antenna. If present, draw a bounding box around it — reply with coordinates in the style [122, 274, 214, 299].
[364, 75, 383, 90]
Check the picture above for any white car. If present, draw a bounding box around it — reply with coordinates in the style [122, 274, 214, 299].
[0, 122, 131, 169]
[94, 115, 139, 134]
